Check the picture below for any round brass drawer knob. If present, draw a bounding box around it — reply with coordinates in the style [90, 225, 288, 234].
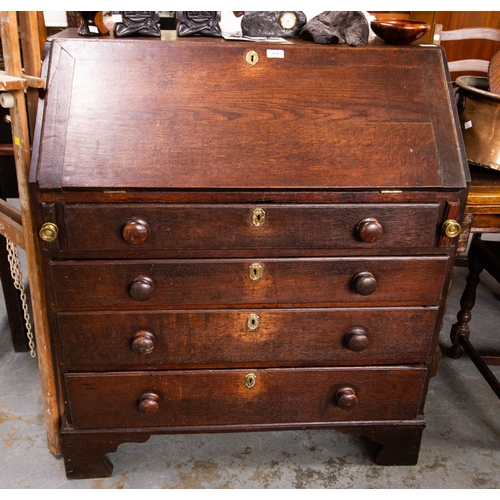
[129, 276, 154, 301]
[356, 218, 383, 243]
[131, 331, 156, 355]
[344, 327, 369, 352]
[334, 387, 358, 410]
[137, 392, 160, 414]
[39, 222, 58, 242]
[442, 219, 461, 238]
[352, 271, 377, 296]
[122, 219, 149, 245]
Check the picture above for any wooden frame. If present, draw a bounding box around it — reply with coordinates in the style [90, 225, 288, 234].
[0, 11, 61, 456]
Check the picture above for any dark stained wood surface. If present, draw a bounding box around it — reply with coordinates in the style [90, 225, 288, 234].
[31, 29, 468, 191]
[64, 366, 427, 429]
[60, 203, 441, 252]
[28, 30, 471, 476]
[48, 256, 449, 309]
[56, 307, 438, 369]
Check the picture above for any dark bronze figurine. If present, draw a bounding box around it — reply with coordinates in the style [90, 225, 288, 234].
[300, 11, 369, 46]
[176, 12, 222, 37]
[241, 11, 307, 38]
[113, 11, 161, 38]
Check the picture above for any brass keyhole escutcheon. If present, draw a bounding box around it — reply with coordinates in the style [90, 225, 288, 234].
[247, 313, 260, 331]
[39, 222, 59, 242]
[442, 219, 461, 238]
[252, 208, 266, 227]
[246, 50, 259, 65]
[249, 263, 263, 282]
[244, 373, 257, 389]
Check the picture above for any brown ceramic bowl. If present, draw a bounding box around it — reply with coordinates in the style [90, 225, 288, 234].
[371, 19, 430, 45]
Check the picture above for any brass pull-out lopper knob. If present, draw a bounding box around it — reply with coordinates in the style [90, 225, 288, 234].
[442, 219, 461, 238]
[39, 222, 58, 242]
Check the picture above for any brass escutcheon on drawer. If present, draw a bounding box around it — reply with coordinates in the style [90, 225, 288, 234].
[247, 313, 260, 330]
[245, 50, 259, 65]
[252, 208, 266, 227]
[244, 373, 257, 389]
[249, 263, 263, 281]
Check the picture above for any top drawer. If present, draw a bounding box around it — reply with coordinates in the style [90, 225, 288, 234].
[54, 203, 440, 253]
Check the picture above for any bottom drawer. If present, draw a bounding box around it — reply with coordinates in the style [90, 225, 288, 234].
[65, 367, 426, 430]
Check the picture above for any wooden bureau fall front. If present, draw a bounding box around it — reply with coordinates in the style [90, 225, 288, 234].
[29, 30, 469, 479]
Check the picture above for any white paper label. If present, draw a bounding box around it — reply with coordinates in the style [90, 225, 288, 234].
[89, 25, 99, 33]
[267, 49, 285, 59]
[464, 120, 473, 129]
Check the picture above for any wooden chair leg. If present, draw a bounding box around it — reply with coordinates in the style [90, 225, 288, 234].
[449, 257, 484, 359]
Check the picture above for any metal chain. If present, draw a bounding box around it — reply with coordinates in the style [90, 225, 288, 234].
[5, 237, 36, 357]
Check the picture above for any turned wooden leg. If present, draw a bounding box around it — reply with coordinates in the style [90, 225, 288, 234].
[60, 428, 151, 479]
[449, 257, 484, 359]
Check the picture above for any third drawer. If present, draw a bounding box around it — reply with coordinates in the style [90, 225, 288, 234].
[56, 307, 439, 369]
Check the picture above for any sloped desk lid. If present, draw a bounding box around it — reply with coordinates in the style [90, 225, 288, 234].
[31, 30, 469, 191]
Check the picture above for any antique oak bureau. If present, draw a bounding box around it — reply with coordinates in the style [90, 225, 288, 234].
[30, 30, 469, 479]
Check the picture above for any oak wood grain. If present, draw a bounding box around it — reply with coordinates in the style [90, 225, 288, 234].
[65, 367, 426, 429]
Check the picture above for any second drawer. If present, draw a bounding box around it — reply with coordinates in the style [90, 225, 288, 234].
[49, 256, 449, 309]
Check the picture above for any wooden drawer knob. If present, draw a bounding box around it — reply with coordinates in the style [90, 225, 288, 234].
[137, 392, 160, 414]
[334, 387, 358, 410]
[131, 331, 156, 355]
[344, 327, 369, 352]
[352, 271, 377, 295]
[356, 218, 383, 243]
[122, 219, 149, 245]
[129, 276, 154, 301]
